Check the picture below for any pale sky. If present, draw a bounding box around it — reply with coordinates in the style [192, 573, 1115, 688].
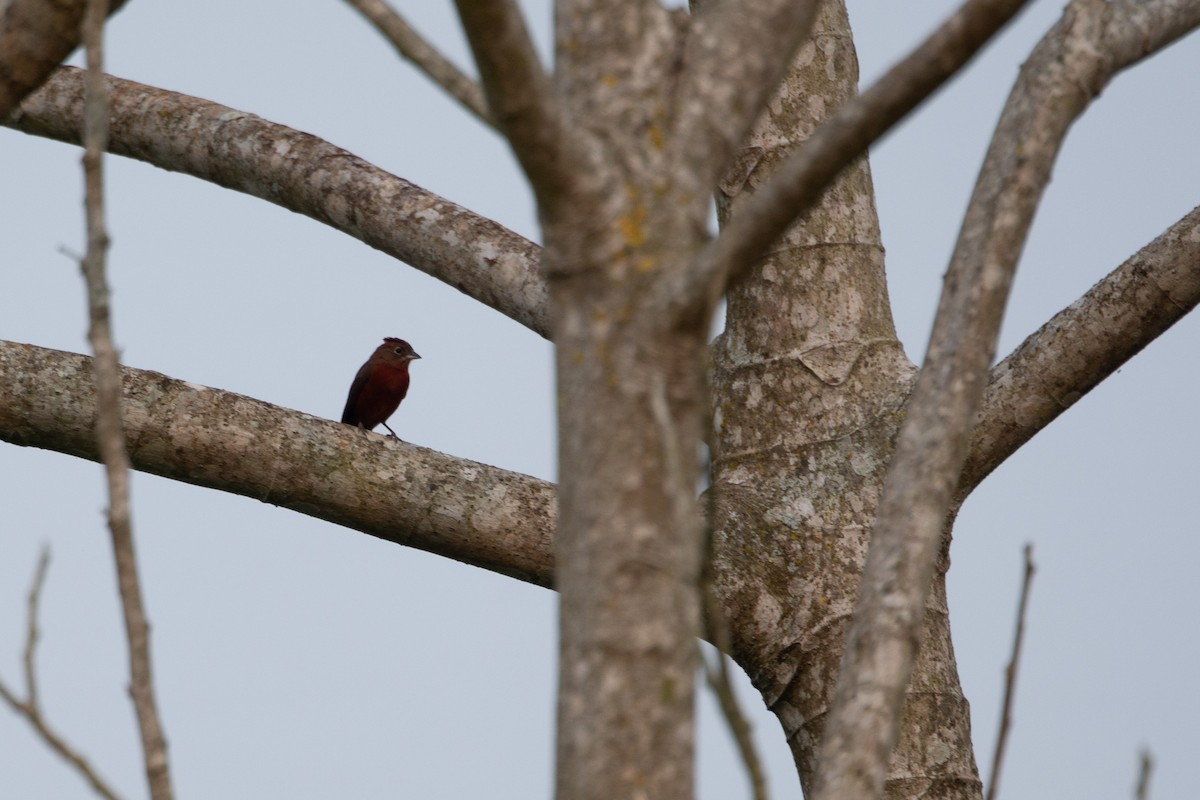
[2, 1, 1198, 798]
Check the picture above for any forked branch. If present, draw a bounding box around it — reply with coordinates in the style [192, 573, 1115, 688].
[668, 0, 1033, 320]
[812, 2, 1200, 799]
[961, 204, 1200, 497]
[0, 549, 126, 800]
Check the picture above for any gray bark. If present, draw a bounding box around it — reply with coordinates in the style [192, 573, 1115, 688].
[3, 1, 1200, 799]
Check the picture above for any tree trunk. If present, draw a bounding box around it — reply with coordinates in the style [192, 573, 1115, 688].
[709, 1, 981, 796]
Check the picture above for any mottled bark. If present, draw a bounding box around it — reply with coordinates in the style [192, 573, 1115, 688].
[962, 204, 1200, 497]
[672, 0, 1033, 321]
[79, 6, 174, 795]
[547, 5, 708, 798]
[5, 1, 1200, 798]
[0, 0, 128, 118]
[813, 3, 1200, 798]
[708, 2, 979, 798]
[0, 340, 557, 588]
[7, 68, 550, 337]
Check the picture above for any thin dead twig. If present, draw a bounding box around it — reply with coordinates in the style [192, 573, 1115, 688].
[81, 2, 173, 798]
[701, 603, 769, 800]
[985, 544, 1036, 800]
[1134, 749, 1154, 800]
[700, 484, 768, 800]
[0, 548, 126, 800]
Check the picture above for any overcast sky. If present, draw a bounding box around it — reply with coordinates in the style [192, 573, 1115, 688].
[2, 1, 1198, 798]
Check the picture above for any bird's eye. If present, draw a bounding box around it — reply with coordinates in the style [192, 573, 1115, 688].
[394, 347, 406, 355]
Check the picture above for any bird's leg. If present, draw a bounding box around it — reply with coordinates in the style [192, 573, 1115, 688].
[382, 421, 401, 440]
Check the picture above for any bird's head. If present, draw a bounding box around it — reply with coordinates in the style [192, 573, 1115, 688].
[376, 337, 422, 365]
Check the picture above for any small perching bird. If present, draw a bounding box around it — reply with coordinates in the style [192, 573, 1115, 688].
[340, 337, 421, 439]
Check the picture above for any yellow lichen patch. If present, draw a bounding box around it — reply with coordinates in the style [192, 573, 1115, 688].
[617, 189, 648, 249]
[648, 121, 666, 151]
[660, 676, 677, 704]
[602, 73, 619, 87]
[636, 255, 657, 273]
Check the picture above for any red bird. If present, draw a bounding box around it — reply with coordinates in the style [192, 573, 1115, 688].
[341, 337, 421, 439]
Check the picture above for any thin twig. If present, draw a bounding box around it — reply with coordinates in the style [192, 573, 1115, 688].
[669, 0, 1033, 322]
[0, 548, 126, 800]
[342, 0, 494, 127]
[985, 544, 1036, 800]
[21, 547, 51, 709]
[81, 2, 173, 799]
[1134, 749, 1153, 800]
[700, 478, 769, 800]
[701, 599, 769, 800]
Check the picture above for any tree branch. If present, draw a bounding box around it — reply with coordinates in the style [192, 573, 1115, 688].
[454, 0, 578, 210]
[1134, 749, 1154, 800]
[344, 0, 494, 128]
[0, 339, 557, 589]
[668, 0, 1033, 321]
[960, 204, 1200, 497]
[79, 4, 174, 798]
[985, 544, 1036, 800]
[675, 0, 819, 198]
[0, 548, 127, 800]
[0, 0, 128, 119]
[7, 67, 550, 338]
[812, 2, 1200, 799]
[702, 587, 768, 800]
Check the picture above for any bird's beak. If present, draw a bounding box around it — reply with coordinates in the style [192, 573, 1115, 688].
[410, 351, 422, 360]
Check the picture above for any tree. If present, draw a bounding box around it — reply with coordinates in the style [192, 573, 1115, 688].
[3, 1, 1199, 798]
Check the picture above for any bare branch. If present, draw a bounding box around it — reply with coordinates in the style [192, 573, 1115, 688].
[0, 0, 128, 119]
[960, 205, 1200, 497]
[701, 590, 768, 800]
[343, 0, 494, 127]
[0, 340, 557, 589]
[812, 3, 1200, 799]
[985, 544, 1036, 800]
[669, 0, 1033, 320]
[0, 549, 127, 800]
[80, 5, 174, 798]
[1134, 749, 1154, 800]
[8, 67, 550, 338]
[454, 0, 578, 209]
[20, 548, 51, 714]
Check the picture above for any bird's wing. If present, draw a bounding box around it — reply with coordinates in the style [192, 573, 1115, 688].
[340, 363, 372, 424]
